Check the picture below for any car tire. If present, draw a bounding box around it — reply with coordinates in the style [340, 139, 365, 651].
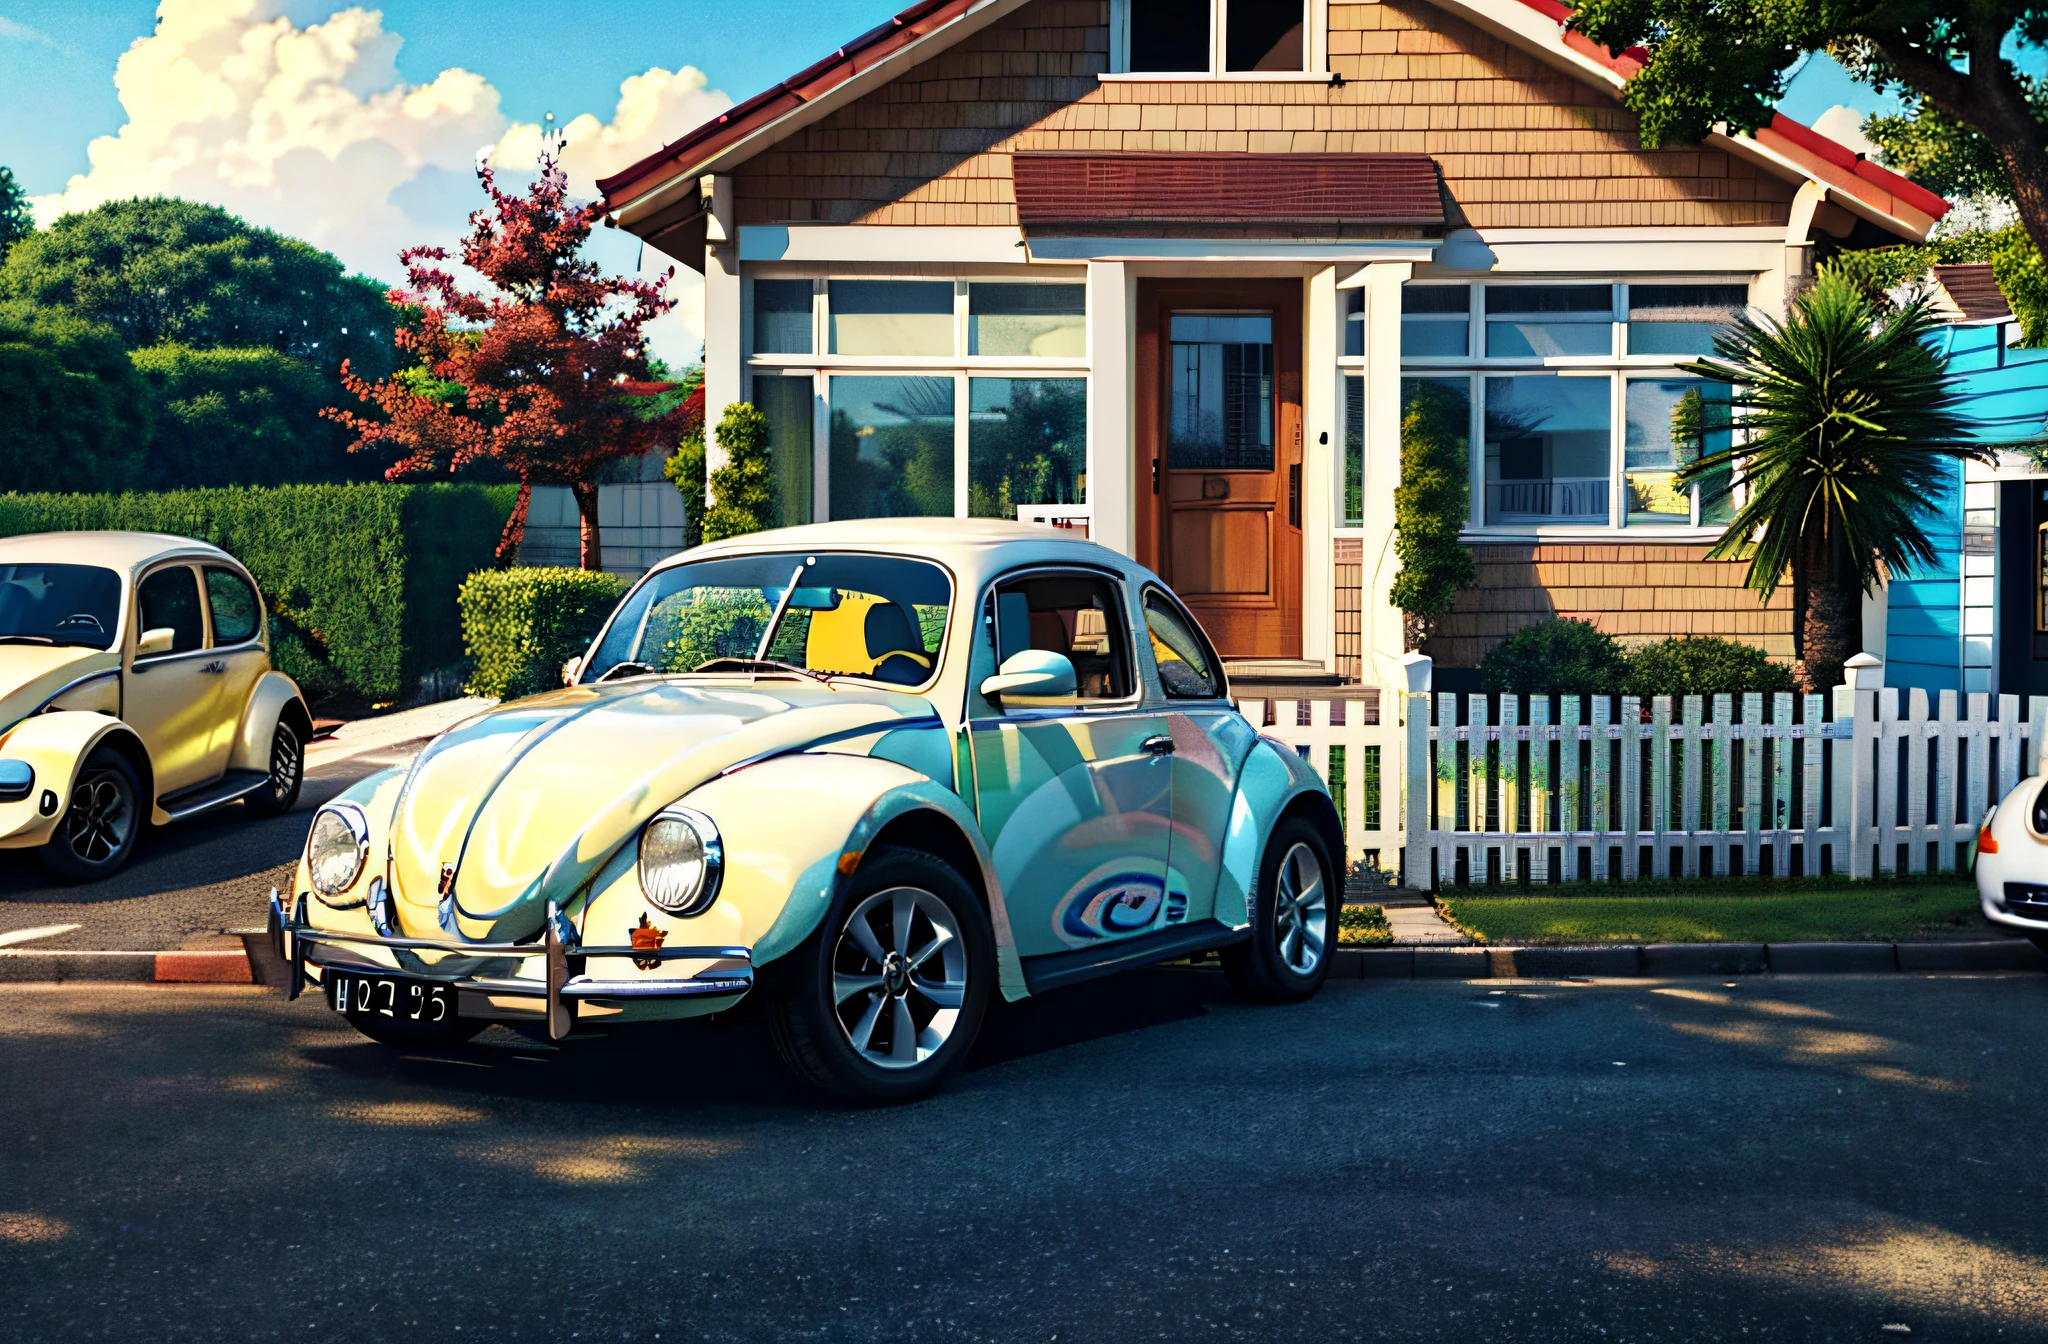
[766, 845, 995, 1103]
[40, 749, 144, 883]
[1221, 816, 1335, 1004]
[243, 720, 305, 817]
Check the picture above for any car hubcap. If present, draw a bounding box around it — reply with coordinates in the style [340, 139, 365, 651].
[66, 772, 132, 864]
[1274, 841, 1327, 976]
[831, 885, 967, 1070]
[270, 727, 301, 795]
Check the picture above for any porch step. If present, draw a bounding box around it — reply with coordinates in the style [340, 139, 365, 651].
[1224, 659, 1347, 688]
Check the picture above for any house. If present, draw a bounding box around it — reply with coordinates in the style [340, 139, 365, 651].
[595, 0, 1946, 689]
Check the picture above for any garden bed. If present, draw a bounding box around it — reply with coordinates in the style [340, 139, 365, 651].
[1436, 876, 2001, 946]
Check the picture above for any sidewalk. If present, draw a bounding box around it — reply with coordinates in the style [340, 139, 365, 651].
[307, 696, 496, 768]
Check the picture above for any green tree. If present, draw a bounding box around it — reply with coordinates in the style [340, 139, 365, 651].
[0, 167, 31, 259]
[702, 402, 778, 542]
[1388, 380, 1477, 651]
[130, 343, 366, 488]
[665, 429, 707, 549]
[1824, 225, 2048, 345]
[1567, 0, 2048, 266]
[0, 198, 392, 375]
[1675, 271, 1987, 694]
[0, 301, 149, 492]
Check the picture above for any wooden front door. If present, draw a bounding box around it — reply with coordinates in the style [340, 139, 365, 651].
[1136, 279, 1302, 659]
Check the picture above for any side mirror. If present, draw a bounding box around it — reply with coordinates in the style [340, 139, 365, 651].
[135, 627, 175, 658]
[979, 649, 1077, 705]
[561, 656, 582, 687]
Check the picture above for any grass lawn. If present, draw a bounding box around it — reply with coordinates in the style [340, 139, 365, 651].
[1438, 877, 2001, 946]
[1337, 904, 1393, 946]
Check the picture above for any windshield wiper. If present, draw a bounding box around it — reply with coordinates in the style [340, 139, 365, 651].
[692, 657, 835, 687]
[756, 558, 811, 662]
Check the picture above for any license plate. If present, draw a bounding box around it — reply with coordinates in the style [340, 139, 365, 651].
[325, 971, 456, 1025]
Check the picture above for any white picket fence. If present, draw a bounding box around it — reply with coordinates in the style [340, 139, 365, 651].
[1236, 653, 2048, 888]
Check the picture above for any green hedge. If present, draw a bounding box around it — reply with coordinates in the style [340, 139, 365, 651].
[459, 567, 630, 700]
[0, 483, 516, 702]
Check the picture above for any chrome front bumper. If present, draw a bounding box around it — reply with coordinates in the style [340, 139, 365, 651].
[267, 889, 752, 1040]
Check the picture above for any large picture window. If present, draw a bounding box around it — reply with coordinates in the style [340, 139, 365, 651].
[1120, 0, 1310, 74]
[1348, 279, 1756, 535]
[749, 276, 1089, 527]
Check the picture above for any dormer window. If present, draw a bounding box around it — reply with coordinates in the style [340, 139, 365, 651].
[1112, 0, 1321, 76]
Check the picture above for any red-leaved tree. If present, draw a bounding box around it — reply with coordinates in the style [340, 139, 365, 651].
[327, 132, 676, 569]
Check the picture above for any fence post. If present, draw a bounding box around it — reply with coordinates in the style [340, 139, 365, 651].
[1401, 652, 1432, 890]
[1839, 653, 1884, 879]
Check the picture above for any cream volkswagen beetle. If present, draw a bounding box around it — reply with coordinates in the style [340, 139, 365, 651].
[0, 532, 310, 880]
[274, 520, 1340, 1099]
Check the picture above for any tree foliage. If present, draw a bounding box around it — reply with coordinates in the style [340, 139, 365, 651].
[0, 167, 31, 259]
[131, 343, 366, 489]
[1567, 0, 2048, 263]
[0, 301, 150, 492]
[1388, 380, 1477, 650]
[1675, 270, 1986, 693]
[0, 198, 392, 375]
[1480, 619, 1629, 693]
[326, 133, 676, 569]
[1823, 225, 2048, 345]
[702, 402, 779, 543]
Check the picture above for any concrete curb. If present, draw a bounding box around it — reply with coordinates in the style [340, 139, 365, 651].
[0, 949, 254, 984]
[1330, 938, 2047, 980]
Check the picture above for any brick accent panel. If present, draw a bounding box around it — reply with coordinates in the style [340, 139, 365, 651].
[1425, 543, 1795, 670]
[734, 0, 1798, 230]
[1336, 536, 1363, 681]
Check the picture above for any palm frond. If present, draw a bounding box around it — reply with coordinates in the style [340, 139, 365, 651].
[1673, 271, 1991, 602]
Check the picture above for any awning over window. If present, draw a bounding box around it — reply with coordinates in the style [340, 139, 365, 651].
[1011, 152, 1444, 228]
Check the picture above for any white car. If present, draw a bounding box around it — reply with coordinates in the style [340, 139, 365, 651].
[1973, 774, 2048, 953]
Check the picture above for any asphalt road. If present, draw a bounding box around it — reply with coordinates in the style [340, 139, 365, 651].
[0, 748, 415, 951]
[3, 972, 2046, 1342]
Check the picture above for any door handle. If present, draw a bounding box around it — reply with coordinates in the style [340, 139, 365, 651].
[1141, 735, 1175, 755]
[200, 660, 226, 675]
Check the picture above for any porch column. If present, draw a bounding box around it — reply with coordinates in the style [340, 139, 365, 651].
[702, 174, 741, 486]
[1302, 265, 1337, 671]
[1360, 260, 1413, 685]
[1087, 261, 1135, 557]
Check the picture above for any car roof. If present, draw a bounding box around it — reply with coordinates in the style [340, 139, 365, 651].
[677, 518, 1136, 585]
[0, 531, 235, 577]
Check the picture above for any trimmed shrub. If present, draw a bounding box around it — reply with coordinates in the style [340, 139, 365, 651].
[702, 402, 777, 542]
[1480, 619, 1627, 693]
[1624, 636, 1796, 697]
[0, 483, 515, 703]
[460, 567, 630, 700]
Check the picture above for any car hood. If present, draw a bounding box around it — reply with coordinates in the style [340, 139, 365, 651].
[387, 677, 941, 941]
[0, 645, 118, 731]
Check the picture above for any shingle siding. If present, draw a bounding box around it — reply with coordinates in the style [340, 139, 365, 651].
[735, 0, 1798, 229]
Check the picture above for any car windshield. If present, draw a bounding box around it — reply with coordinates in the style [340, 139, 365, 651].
[0, 563, 124, 650]
[583, 552, 953, 688]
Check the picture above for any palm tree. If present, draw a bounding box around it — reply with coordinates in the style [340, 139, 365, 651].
[1676, 269, 1988, 694]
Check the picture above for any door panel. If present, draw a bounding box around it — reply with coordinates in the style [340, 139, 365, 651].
[1136, 279, 1303, 659]
[126, 565, 225, 797]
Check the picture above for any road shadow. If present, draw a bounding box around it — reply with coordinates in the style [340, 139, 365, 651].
[291, 966, 1228, 1112]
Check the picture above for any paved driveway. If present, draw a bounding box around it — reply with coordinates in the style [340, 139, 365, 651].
[2, 972, 2044, 1341]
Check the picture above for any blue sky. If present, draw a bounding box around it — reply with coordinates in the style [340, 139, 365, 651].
[2, 0, 903, 196]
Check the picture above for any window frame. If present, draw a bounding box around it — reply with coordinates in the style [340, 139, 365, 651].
[132, 561, 210, 664]
[1341, 277, 1756, 539]
[974, 564, 1144, 721]
[745, 274, 1093, 529]
[1106, 0, 1329, 79]
[201, 565, 265, 650]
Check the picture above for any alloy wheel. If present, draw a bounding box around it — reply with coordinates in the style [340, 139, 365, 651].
[830, 885, 968, 1069]
[1273, 841, 1328, 975]
[66, 771, 133, 864]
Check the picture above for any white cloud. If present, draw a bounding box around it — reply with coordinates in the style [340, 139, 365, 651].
[1812, 104, 1879, 158]
[31, 0, 728, 363]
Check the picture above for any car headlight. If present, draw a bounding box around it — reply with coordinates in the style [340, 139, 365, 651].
[307, 803, 371, 900]
[638, 806, 723, 916]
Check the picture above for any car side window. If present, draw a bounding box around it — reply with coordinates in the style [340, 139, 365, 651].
[203, 567, 261, 646]
[136, 566, 204, 655]
[992, 573, 1131, 702]
[1143, 588, 1224, 699]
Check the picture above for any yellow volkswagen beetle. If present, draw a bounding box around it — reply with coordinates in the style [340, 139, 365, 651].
[0, 532, 311, 880]
[274, 520, 1340, 1101]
